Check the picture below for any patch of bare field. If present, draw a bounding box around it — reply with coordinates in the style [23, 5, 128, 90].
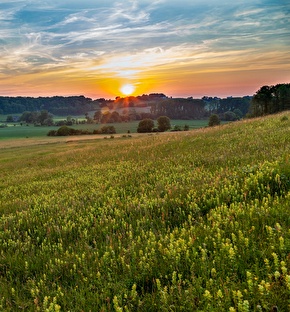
[0, 135, 106, 149]
[0, 124, 232, 150]
[0, 133, 152, 149]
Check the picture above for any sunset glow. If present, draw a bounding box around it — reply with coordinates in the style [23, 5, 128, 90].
[120, 84, 135, 96]
[0, 1, 289, 99]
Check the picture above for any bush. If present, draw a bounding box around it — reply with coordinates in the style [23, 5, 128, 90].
[224, 111, 238, 121]
[233, 108, 243, 119]
[100, 126, 116, 134]
[47, 126, 92, 136]
[137, 118, 154, 133]
[172, 125, 182, 131]
[56, 126, 75, 136]
[47, 130, 57, 136]
[280, 115, 288, 122]
[208, 114, 220, 127]
[93, 126, 116, 134]
[157, 116, 171, 132]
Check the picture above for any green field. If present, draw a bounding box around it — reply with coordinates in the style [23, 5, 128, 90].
[0, 113, 290, 311]
[0, 119, 208, 140]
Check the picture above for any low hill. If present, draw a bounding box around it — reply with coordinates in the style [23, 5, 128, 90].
[0, 112, 289, 311]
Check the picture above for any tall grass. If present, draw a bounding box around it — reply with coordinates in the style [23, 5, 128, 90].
[0, 113, 289, 311]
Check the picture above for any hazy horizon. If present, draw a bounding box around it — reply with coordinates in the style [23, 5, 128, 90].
[0, 0, 289, 99]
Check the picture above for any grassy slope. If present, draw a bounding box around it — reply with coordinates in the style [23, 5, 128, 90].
[0, 113, 290, 311]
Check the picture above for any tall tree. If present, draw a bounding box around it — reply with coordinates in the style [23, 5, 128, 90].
[275, 84, 290, 111]
[208, 114, 220, 127]
[250, 83, 290, 117]
[137, 118, 154, 133]
[157, 116, 171, 132]
[252, 86, 273, 115]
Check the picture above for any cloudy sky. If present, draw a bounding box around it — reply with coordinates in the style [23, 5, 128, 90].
[0, 0, 289, 99]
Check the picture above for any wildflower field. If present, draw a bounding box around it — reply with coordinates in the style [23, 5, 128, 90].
[0, 113, 290, 311]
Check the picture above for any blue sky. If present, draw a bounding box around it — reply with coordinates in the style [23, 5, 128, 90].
[0, 0, 289, 98]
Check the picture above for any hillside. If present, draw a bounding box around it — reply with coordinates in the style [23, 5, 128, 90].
[0, 113, 290, 311]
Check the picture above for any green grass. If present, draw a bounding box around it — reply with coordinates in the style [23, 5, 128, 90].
[0, 119, 209, 139]
[0, 113, 290, 311]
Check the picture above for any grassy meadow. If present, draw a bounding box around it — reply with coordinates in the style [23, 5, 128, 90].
[0, 113, 290, 311]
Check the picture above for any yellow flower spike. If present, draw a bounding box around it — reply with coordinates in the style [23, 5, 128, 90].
[281, 265, 287, 275]
[258, 284, 264, 294]
[217, 289, 223, 299]
[131, 284, 137, 300]
[274, 271, 281, 280]
[241, 300, 250, 312]
[272, 252, 279, 269]
[156, 279, 161, 291]
[285, 275, 290, 290]
[229, 247, 235, 260]
[203, 289, 212, 300]
[236, 290, 243, 300]
[264, 282, 271, 292]
[279, 236, 285, 250]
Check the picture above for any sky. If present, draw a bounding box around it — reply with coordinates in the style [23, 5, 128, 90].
[0, 0, 289, 99]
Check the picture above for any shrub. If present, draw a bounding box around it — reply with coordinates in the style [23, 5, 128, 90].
[157, 116, 171, 132]
[224, 111, 238, 121]
[233, 108, 243, 119]
[280, 115, 288, 122]
[208, 114, 220, 127]
[172, 125, 182, 131]
[137, 118, 154, 133]
[47, 130, 57, 136]
[100, 126, 116, 134]
[56, 126, 74, 136]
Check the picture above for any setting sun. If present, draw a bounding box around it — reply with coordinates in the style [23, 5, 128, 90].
[120, 84, 135, 96]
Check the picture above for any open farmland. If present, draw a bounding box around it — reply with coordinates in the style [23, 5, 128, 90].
[0, 119, 209, 140]
[0, 113, 290, 311]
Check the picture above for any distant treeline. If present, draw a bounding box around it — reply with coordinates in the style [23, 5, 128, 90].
[6, 85, 290, 121]
[2, 83, 290, 121]
[203, 96, 251, 117]
[150, 98, 206, 119]
[96, 95, 252, 121]
[0, 93, 253, 121]
[0, 96, 99, 115]
[249, 83, 290, 117]
[104, 93, 252, 119]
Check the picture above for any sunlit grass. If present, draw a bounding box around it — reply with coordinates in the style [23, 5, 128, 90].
[0, 112, 289, 311]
